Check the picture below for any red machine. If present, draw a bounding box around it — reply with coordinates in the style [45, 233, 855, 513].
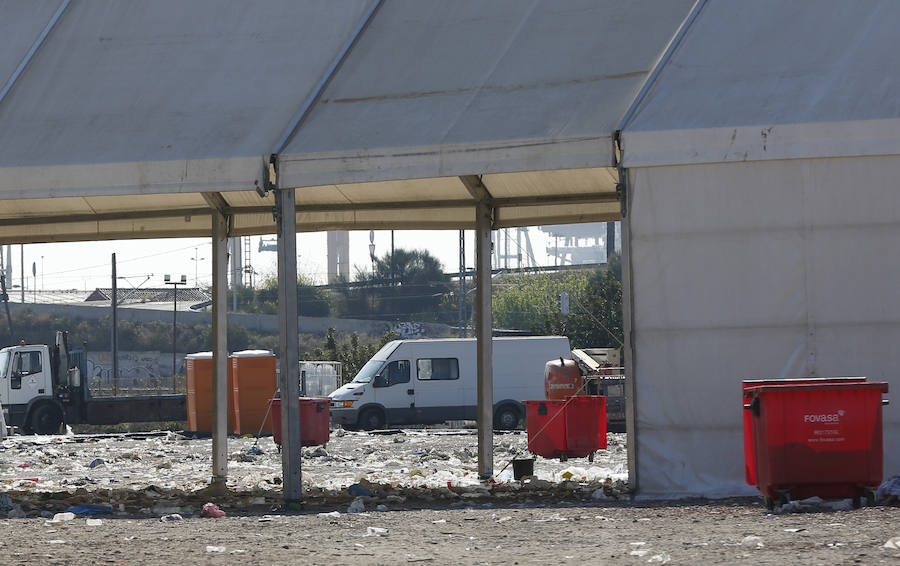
[544, 357, 582, 400]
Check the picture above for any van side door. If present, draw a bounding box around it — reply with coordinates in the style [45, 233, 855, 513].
[413, 357, 463, 423]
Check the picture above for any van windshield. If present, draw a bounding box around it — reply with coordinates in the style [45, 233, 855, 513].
[0, 350, 7, 379]
[351, 359, 386, 384]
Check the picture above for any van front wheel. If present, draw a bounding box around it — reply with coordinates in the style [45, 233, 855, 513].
[494, 405, 521, 430]
[358, 408, 386, 431]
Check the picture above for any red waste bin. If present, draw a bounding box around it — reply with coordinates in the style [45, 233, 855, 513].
[525, 399, 568, 459]
[745, 381, 888, 509]
[524, 396, 606, 459]
[269, 397, 331, 447]
[742, 377, 866, 486]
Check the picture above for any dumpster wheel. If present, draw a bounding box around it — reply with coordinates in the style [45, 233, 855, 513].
[851, 490, 877, 509]
[865, 488, 876, 507]
[765, 491, 791, 511]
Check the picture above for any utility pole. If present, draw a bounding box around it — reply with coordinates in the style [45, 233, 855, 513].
[0, 246, 12, 343]
[111, 253, 118, 396]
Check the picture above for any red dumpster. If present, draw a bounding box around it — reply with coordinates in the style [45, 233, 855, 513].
[524, 396, 606, 459]
[524, 399, 567, 458]
[745, 381, 888, 509]
[269, 397, 331, 447]
[742, 377, 866, 486]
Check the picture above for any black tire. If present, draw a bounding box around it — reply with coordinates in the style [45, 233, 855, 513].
[764, 496, 775, 511]
[494, 405, 521, 430]
[358, 407, 385, 431]
[29, 404, 63, 435]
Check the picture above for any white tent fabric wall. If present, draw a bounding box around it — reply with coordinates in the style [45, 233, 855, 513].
[618, 0, 900, 497]
[624, 157, 900, 497]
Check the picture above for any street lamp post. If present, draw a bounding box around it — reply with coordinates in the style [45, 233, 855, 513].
[164, 274, 186, 392]
[190, 247, 206, 287]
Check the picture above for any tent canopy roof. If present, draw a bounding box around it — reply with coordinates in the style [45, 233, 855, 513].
[0, 0, 694, 244]
[621, 0, 900, 168]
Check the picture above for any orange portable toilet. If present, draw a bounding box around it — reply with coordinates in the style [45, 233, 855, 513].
[186, 352, 234, 433]
[544, 358, 582, 400]
[231, 350, 277, 435]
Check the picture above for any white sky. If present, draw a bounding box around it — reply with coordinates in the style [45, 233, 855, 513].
[1, 226, 608, 292]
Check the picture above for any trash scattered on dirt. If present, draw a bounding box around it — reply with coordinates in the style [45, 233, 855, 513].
[159, 514, 183, 522]
[365, 526, 389, 537]
[206, 545, 226, 553]
[741, 535, 764, 547]
[348, 499, 366, 513]
[201, 502, 226, 518]
[0, 430, 628, 513]
[884, 537, 900, 549]
[348, 483, 374, 497]
[877, 476, 900, 504]
[66, 504, 113, 515]
[86, 518, 103, 526]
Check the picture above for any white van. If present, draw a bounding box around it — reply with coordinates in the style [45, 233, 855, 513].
[329, 336, 571, 430]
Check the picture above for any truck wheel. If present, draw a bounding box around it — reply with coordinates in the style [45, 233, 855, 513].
[29, 404, 63, 435]
[358, 408, 385, 431]
[494, 405, 521, 430]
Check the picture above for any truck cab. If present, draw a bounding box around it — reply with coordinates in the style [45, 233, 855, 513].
[0, 343, 64, 434]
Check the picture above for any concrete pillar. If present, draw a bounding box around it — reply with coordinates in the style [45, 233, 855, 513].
[211, 210, 229, 484]
[276, 187, 302, 502]
[475, 199, 494, 478]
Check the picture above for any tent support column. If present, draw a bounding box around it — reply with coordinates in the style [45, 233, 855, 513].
[461, 175, 496, 479]
[275, 186, 302, 502]
[475, 198, 494, 478]
[211, 209, 229, 485]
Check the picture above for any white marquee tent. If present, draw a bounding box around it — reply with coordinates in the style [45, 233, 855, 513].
[0, 0, 694, 497]
[619, 0, 900, 496]
[8, 0, 893, 501]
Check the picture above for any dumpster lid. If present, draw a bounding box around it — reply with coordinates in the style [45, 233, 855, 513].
[742, 377, 867, 386]
[749, 382, 888, 395]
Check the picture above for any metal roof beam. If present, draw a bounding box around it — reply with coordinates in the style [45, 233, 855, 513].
[459, 175, 494, 204]
[0, 192, 619, 228]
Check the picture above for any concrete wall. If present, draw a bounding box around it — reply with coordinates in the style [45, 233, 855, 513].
[7, 302, 451, 338]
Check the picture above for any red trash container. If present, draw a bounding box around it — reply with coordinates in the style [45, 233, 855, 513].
[524, 396, 607, 459]
[745, 381, 888, 509]
[269, 397, 331, 447]
[565, 395, 607, 457]
[742, 377, 866, 486]
[524, 399, 568, 459]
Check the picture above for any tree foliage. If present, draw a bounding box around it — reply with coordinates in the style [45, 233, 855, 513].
[491, 253, 623, 349]
[333, 248, 453, 323]
[309, 327, 399, 385]
[229, 273, 331, 317]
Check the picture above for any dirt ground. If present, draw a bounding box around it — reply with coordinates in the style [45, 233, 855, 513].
[2, 500, 899, 565]
[1, 430, 898, 564]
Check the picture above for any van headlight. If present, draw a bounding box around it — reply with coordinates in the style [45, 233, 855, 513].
[342, 400, 354, 408]
[332, 400, 354, 408]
